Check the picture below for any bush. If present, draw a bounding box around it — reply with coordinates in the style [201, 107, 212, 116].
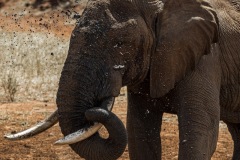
[1, 74, 18, 102]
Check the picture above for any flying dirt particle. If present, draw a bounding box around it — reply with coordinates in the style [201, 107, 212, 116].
[24, 144, 31, 148]
[25, 3, 30, 7]
[73, 14, 81, 19]
[51, 53, 54, 56]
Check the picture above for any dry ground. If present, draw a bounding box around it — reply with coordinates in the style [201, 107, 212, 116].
[0, 1, 234, 159]
[0, 97, 234, 159]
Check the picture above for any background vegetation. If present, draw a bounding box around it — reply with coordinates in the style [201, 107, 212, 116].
[0, 0, 88, 102]
[0, 32, 69, 102]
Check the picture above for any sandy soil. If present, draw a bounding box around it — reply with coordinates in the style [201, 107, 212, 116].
[0, 1, 234, 159]
[0, 98, 234, 160]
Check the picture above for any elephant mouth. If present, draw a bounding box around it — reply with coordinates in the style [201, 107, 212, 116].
[4, 97, 115, 145]
[55, 97, 115, 145]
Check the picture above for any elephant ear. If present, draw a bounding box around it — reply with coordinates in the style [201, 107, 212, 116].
[150, 0, 219, 98]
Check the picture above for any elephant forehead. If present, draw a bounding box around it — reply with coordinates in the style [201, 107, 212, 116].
[77, 20, 110, 33]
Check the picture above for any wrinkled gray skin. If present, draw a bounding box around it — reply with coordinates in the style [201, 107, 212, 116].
[57, 0, 240, 159]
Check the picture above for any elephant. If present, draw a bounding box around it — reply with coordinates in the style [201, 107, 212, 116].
[5, 0, 240, 159]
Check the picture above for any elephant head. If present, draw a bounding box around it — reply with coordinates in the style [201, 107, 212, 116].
[5, 0, 219, 159]
[55, 1, 162, 159]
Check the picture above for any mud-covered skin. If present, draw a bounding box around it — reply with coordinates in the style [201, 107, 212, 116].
[213, 2, 240, 159]
[56, 0, 240, 159]
[57, 0, 155, 159]
[213, 0, 240, 113]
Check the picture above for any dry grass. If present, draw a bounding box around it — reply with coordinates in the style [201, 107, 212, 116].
[0, 0, 88, 102]
[1, 73, 18, 102]
[0, 31, 69, 102]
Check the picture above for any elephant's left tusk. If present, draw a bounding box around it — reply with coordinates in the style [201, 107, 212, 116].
[54, 97, 115, 145]
[4, 110, 58, 140]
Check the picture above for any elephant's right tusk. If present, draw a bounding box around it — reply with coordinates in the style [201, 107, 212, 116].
[54, 122, 103, 145]
[54, 97, 115, 145]
[4, 110, 58, 140]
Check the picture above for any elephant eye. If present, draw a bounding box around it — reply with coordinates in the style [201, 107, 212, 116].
[117, 41, 123, 45]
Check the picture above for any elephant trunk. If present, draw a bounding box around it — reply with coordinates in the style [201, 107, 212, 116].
[69, 107, 127, 160]
[56, 58, 127, 159]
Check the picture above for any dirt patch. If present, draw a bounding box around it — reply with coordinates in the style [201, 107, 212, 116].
[0, 1, 84, 102]
[0, 0, 86, 39]
[0, 99, 233, 159]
